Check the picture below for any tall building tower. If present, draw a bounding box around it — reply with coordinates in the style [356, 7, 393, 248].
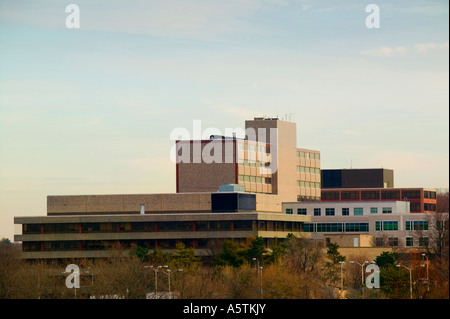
[176, 117, 321, 204]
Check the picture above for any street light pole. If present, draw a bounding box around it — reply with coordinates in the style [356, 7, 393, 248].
[421, 253, 429, 293]
[145, 265, 166, 299]
[397, 264, 413, 299]
[339, 261, 345, 293]
[253, 257, 263, 299]
[350, 260, 368, 286]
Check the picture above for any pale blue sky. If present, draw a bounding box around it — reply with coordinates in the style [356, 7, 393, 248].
[0, 0, 448, 240]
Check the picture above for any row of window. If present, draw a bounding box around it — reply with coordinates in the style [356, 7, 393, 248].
[286, 207, 393, 216]
[297, 181, 321, 188]
[304, 220, 430, 233]
[237, 142, 269, 153]
[296, 166, 320, 174]
[297, 196, 321, 202]
[321, 190, 437, 207]
[238, 159, 269, 167]
[304, 223, 369, 233]
[297, 151, 320, 160]
[22, 220, 304, 235]
[375, 237, 429, 247]
[238, 175, 272, 184]
[424, 191, 437, 199]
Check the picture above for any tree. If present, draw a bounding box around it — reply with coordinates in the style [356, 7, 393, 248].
[214, 240, 246, 268]
[374, 251, 410, 298]
[246, 236, 266, 264]
[375, 251, 397, 269]
[265, 237, 285, 265]
[172, 242, 200, 270]
[323, 243, 346, 291]
[130, 245, 150, 262]
[326, 243, 346, 264]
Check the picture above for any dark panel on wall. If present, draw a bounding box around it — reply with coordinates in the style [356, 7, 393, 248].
[211, 193, 256, 212]
[321, 170, 342, 188]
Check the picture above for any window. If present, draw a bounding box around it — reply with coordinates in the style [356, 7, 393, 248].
[303, 223, 314, 232]
[410, 202, 421, 212]
[406, 237, 414, 247]
[406, 220, 428, 230]
[23, 224, 42, 234]
[406, 221, 411, 231]
[382, 207, 392, 214]
[375, 221, 382, 231]
[244, 176, 250, 182]
[345, 223, 369, 232]
[325, 208, 335, 216]
[316, 223, 343, 232]
[341, 191, 360, 200]
[375, 237, 384, 247]
[362, 191, 380, 200]
[402, 190, 420, 199]
[286, 208, 293, 215]
[383, 221, 398, 231]
[388, 237, 398, 247]
[299, 151, 305, 158]
[377, 221, 399, 232]
[238, 175, 244, 182]
[354, 207, 363, 216]
[370, 207, 378, 214]
[342, 208, 349, 216]
[314, 153, 320, 160]
[322, 191, 339, 200]
[419, 237, 429, 247]
[381, 190, 400, 200]
[314, 208, 321, 216]
[234, 220, 256, 231]
[297, 208, 307, 215]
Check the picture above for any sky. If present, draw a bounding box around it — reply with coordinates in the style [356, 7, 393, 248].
[0, 0, 448, 241]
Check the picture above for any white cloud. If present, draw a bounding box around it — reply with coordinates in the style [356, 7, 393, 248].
[359, 41, 449, 57]
[359, 46, 409, 57]
[414, 41, 449, 53]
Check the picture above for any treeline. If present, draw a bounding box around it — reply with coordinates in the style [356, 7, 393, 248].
[0, 235, 448, 299]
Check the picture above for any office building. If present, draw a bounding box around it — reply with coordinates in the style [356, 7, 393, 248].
[282, 201, 434, 248]
[176, 117, 321, 203]
[321, 168, 394, 189]
[14, 189, 310, 259]
[321, 187, 437, 213]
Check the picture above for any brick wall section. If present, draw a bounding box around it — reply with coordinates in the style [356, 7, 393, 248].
[47, 193, 212, 215]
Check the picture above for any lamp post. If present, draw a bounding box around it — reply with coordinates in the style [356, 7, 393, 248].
[158, 268, 183, 298]
[397, 264, 413, 299]
[144, 265, 167, 299]
[252, 257, 263, 299]
[421, 253, 429, 293]
[349, 260, 369, 286]
[339, 261, 345, 292]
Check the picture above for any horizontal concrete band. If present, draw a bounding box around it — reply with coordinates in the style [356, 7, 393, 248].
[15, 212, 311, 224]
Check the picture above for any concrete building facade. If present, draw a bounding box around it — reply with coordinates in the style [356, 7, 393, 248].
[15, 191, 310, 259]
[176, 117, 321, 203]
[282, 201, 434, 248]
[321, 187, 437, 213]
